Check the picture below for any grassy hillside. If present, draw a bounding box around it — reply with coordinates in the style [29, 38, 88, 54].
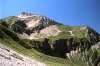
[0, 17, 100, 66]
[0, 23, 67, 66]
[0, 23, 99, 66]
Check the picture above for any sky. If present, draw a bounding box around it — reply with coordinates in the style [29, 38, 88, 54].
[0, 0, 100, 33]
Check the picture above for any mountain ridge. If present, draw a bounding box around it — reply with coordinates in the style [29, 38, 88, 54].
[1, 12, 99, 40]
[0, 12, 100, 66]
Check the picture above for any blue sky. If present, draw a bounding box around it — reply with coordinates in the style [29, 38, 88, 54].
[0, 0, 100, 33]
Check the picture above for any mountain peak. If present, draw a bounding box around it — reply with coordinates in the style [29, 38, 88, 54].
[17, 12, 39, 19]
[21, 12, 33, 16]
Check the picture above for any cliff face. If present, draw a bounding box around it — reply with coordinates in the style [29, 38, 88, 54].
[0, 12, 100, 59]
[31, 32, 100, 58]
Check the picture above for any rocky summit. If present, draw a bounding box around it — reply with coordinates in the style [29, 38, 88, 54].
[0, 12, 100, 66]
[5, 12, 62, 39]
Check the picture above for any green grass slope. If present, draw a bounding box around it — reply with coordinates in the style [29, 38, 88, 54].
[0, 23, 68, 66]
[0, 16, 100, 66]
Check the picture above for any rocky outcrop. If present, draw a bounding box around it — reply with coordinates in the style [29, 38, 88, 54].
[8, 12, 61, 39]
[0, 44, 46, 66]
